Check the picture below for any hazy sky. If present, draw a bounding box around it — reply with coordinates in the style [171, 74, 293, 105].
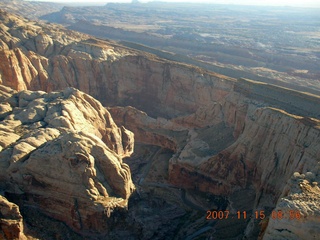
[25, 0, 320, 7]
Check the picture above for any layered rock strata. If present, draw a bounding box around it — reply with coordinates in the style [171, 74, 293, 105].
[110, 102, 320, 239]
[1, 10, 320, 239]
[110, 104, 320, 207]
[0, 84, 134, 235]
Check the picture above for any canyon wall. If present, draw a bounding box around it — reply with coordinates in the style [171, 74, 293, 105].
[0, 10, 320, 239]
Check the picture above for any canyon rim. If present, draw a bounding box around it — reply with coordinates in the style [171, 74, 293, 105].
[0, 3, 320, 240]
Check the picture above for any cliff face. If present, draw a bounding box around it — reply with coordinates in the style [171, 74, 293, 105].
[1, 10, 320, 239]
[169, 107, 320, 200]
[263, 168, 320, 240]
[0, 10, 236, 118]
[0, 10, 135, 99]
[0, 84, 134, 235]
[109, 102, 320, 211]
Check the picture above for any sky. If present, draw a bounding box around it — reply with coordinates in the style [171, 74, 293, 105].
[24, 0, 320, 7]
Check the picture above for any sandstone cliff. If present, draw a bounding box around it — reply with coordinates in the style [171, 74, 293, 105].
[0, 9, 142, 103]
[0, 84, 135, 235]
[262, 168, 320, 240]
[110, 103, 320, 205]
[1, 10, 320, 239]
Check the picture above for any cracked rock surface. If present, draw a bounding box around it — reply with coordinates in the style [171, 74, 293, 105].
[0, 85, 135, 235]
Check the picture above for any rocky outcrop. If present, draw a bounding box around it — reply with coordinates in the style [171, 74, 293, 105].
[262, 168, 320, 239]
[0, 10, 135, 99]
[108, 106, 184, 152]
[0, 85, 135, 235]
[0, 195, 26, 240]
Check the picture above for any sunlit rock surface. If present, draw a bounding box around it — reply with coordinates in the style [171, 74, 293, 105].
[0, 9, 320, 239]
[0, 195, 27, 240]
[263, 168, 320, 240]
[0, 85, 134, 235]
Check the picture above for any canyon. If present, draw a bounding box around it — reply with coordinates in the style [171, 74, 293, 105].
[40, 1, 320, 95]
[0, 7, 320, 240]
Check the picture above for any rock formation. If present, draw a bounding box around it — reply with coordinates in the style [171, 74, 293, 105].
[262, 168, 320, 240]
[0, 84, 135, 236]
[0, 195, 26, 240]
[0, 9, 320, 239]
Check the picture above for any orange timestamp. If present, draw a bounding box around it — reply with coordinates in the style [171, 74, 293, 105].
[270, 210, 301, 220]
[206, 210, 302, 220]
[205, 210, 260, 220]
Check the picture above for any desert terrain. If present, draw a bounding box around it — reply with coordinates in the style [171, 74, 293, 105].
[0, 1, 319, 240]
[40, 2, 320, 94]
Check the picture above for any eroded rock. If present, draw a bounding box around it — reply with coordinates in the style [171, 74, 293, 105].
[262, 167, 320, 239]
[0, 85, 135, 235]
[0, 195, 26, 240]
